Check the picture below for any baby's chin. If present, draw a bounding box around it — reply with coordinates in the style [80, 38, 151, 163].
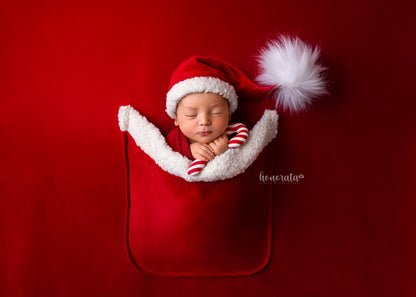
[194, 138, 213, 144]
[191, 135, 217, 144]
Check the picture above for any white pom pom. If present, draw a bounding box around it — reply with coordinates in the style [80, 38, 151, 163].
[257, 36, 328, 112]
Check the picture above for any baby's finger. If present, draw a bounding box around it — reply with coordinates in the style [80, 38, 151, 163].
[200, 143, 213, 153]
[199, 145, 214, 160]
[198, 152, 214, 161]
[208, 142, 217, 151]
[214, 134, 226, 144]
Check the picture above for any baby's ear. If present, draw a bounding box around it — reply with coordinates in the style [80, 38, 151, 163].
[174, 119, 179, 126]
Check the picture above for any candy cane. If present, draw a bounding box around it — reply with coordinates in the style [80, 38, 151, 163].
[225, 122, 249, 148]
[187, 159, 209, 176]
[187, 122, 249, 176]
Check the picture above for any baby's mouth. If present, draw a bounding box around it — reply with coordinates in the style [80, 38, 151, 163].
[198, 131, 212, 137]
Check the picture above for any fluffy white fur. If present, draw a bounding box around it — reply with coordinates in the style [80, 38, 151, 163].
[166, 77, 238, 119]
[118, 105, 278, 182]
[257, 36, 327, 112]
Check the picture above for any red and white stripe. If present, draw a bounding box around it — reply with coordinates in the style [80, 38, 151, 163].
[226, 122, 249, 148]
[187, 122, 249, 176]
[187, 159, 208, 176]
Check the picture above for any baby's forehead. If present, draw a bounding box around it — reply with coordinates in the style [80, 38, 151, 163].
[179, 92, 229, 106]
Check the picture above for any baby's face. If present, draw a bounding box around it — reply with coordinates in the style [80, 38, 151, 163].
[175, 93, 230, 144]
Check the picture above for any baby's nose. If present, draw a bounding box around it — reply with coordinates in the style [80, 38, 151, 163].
[199, 114, 211, 125]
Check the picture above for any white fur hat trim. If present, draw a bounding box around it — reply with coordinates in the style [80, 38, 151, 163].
[166, 77, 238, 119]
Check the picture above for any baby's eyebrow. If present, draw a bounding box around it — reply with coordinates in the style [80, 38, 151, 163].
[209, 103, 224, 108]
[184, 106, 197, 110]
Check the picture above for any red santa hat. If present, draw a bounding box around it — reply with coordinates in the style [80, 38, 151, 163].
[166, 36, 327, 119]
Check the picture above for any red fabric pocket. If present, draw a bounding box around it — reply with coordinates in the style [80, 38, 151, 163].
[123, 133, 275, 277]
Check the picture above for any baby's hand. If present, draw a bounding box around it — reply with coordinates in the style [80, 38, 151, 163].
[209, 134, 229, 156]
[190, 142, 215, 161]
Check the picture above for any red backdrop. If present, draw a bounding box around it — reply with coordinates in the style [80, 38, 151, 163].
[1, 0, 415, 296]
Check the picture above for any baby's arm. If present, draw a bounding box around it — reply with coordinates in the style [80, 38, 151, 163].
[187, 123, 248, 176]
[190, 142, 215, 161]
[187, 138, 225, 176]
